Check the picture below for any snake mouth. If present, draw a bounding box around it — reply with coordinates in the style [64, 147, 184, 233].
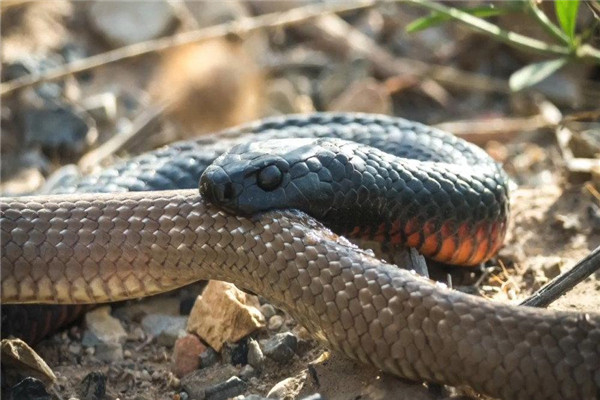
[199, 166, 240, 211]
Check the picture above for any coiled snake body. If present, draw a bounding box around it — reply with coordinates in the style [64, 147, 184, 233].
[1, 113, 598, 400]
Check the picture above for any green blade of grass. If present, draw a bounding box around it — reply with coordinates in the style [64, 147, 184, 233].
[406, 4, 521, 33]
[555, 0, 580, 40]
[509, 57, 569, 91]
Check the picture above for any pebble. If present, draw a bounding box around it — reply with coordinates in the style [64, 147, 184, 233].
[82, 306, 127, 347]
[77, 372, 106, 400]
[247, 339, 264, 371]
[223, 339, 248, 366]
[300, 394, 325, 400]
[87, 0, 176, 47]
[141, 314, 187, 346]
[204, 376, 247, 400]
[68, 343, 82, 355]
[23, 104, 93, 159]
[259, 304, 276, 320]
[261, 332, 298, 363]
[10, 377, 51, 400]
[199, 347, 220, 369]
[267, 315, 284, 331]
[187, 281, 265, 351]
[80, 92, 117, 124]
[181, 365, 239, 399]
[266, 376, 301, 399]
[172, 334, 206, 378]
[95, 342, 123, 362]
[239, 365, 257, 380]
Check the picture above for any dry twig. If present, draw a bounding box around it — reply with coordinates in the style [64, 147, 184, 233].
[0, 1, 378, 97]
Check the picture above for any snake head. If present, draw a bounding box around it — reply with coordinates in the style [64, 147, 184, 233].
[200, 138, 340, 217]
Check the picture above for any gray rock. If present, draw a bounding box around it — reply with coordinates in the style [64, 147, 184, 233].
[300, 394, 325, 400]
[261, 332, 297, 363]
[239, 395, 269, 400]
[259, 304, 276, 320]
[88, 1, 176, 47]
[94, 342, 123, 362]
[205, 377, 247, 400]
[24, 105, 92, 159]
[239, 365, 257, 380]
[247, 339, 264, 371]
[77, 372, 106, 400]
[141, 314, 187, 346]
[181, 365, 239, 399]
[267, 315, 284, 331]
[10, 377, 51, 400]
[199, 347, 219, 369]
[81, 92, 117, 124]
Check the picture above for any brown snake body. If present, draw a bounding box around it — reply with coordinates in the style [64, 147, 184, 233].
[1, 189, 599, 400]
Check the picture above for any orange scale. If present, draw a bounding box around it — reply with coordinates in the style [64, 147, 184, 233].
[436, 237, 457, 262]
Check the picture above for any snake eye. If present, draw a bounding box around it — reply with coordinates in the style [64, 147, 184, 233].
[257, 165, 283, 191]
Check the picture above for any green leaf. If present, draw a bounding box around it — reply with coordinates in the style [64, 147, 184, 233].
[509, 58, 569, 91]
[555, 0, 580, 40]
[406, 4, 518, 33]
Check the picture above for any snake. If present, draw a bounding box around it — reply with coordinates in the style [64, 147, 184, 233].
[1, 113, 598, 400]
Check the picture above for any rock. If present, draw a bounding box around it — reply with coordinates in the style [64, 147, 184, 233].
[10, 377, 51, 400]
[199, 347, 219, 369]
[82, 306, 126, 346]
[259, 304, 276, 320]
[187, 281, 265, 351]
[247, 339, 264, 371]
[299, 394, 325, 400]
[267, 376, 304, 399]
[327, 78, 392, 114]
[536, 256, 564, 280]
[180, 365, 238, 399]
[23, 104, 93, 160]
[81, 92, 117, 124]
[261, 332, 297, 364]
[1, 338, 56, 387]
[82, 306, 126, 361]
[223, 339, 248, 366]
[205, 376, 247, 400]
[238, 395, 269, 400]
[172, 334, 206, 378]
[94, 342, 123, 362]
[87, 1, 176, 47]
[77, 372, 106, 400]
[141, 314, 187, 346]
[184, 1, 249, 26]
[239, 365, 257, 380]
[267, 315, 284, 331]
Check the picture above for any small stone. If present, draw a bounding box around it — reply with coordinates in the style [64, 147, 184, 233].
[267, 376, 302, 399]
[239, 365, 257, 380]
[77, 372, 106, 400]
[267, 315, 284, 331]
[205, 376, 247, 400]
[141, 314, 187, 346]
[81, 92, 117, 124]
[187, 281, 265, 351]
[123, 349, 132, 358]
[259, 304, 276, 320]
[82, 306, 127, 346]
[199, 347, 219, 369]
[1, 339, 56, 387]
[247, 339, 264, 371]
[299, 394, 325, 400]
[172, 334, 206, 378]
[23, 104, 93, 160]
[88, 0, 176, 47]
[261, 333, 298, 363]
[541, 256, 563, 279]
[68, 343, 82, 355]
[10, 377, 51, 400]
[223, 339, 248, 366]
[95, 342, 123, 362]
[239, 395, 269, 400]
[181, 365, 239, 399]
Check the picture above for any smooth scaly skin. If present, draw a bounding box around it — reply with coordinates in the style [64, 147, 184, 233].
[2, 112, 507, 342]
[1, 190, 599, 400]
[201, 138, 509, 265]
